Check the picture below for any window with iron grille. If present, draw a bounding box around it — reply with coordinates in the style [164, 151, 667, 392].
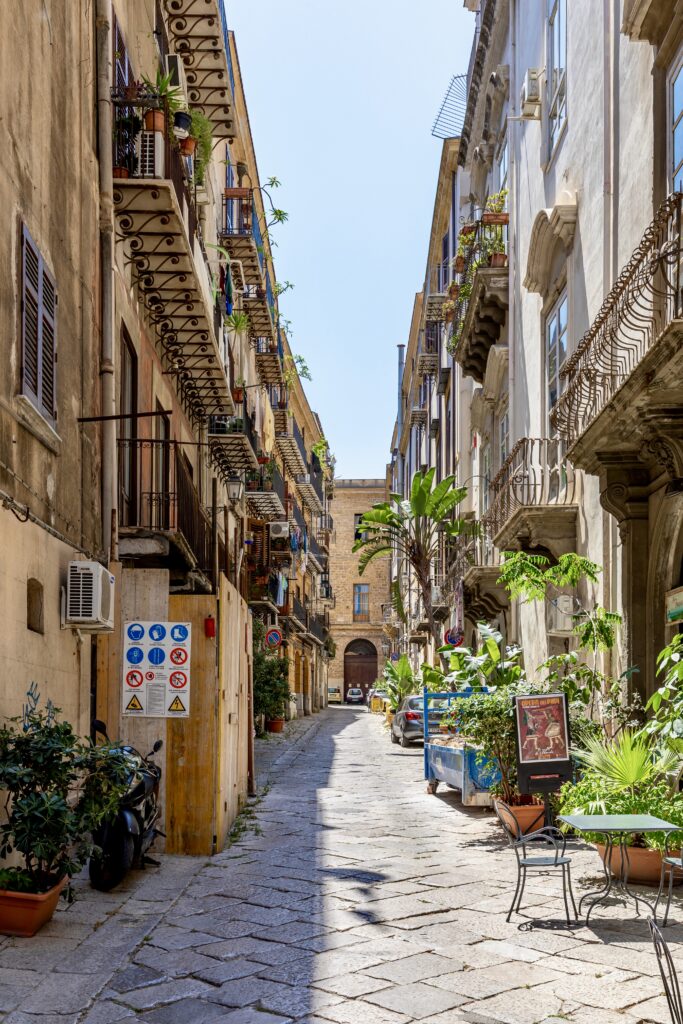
[21, 225, 57, 424]
[353, 584, 370, 622]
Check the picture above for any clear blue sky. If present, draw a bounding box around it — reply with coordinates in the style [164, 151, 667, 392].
[228, 1, 475, 478]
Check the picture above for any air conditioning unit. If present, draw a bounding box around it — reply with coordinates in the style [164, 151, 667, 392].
[135, 131, 165, 178]
[520, 69, 541, 119]
[165, 53, 189, 108]
[269, 521, 290, 540]
[66, 561, 115, 632]
[547, 593, 576, 635]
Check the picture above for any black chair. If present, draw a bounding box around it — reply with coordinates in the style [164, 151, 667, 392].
[494, 800, 578, 926]
[649, 917, 683, 1024]
[656, 832, 683, 926]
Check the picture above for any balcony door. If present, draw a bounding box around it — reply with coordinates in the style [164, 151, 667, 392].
[119, 331, 137, 527]
[545, 291, 568, 500]
[153, 403, 171, 530]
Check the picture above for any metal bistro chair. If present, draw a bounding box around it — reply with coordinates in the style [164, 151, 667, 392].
[494, 800, 578, 926]
[649, 917, 683, 1024]
[656, 831, 683, 927]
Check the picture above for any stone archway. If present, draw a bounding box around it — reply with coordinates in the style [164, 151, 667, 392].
[343, 639, 378, 702]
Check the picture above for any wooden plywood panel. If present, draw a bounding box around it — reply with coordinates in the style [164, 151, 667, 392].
[166, 593, 218, 855]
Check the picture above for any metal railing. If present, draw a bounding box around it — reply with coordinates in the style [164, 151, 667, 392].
[292, 593, 308, 627]
[308, 613, 327, 643]
[249, 572, 280, 606]
[267, 383, 288, 411]
[552, 192, 683, 445]
[291, 499, 306, 532]
[308, 530, 326, 567]
[450, 527, 501, 580]
[117, 440, 212, 575]
[485, 437, 577, 538]
[208, 398, 257, 454]
[255, 335, 284, 359]
[246, 462, 285, 502]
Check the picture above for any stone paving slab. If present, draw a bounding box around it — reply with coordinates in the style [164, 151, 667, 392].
[4, 708, 683, 1023]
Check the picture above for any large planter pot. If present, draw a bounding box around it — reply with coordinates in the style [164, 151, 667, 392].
[489, 252, 508, 268]
[231, 387, 244, 403]
[0, 877, 67, 937]
[498, 801, 545, 836]
[144, 109, 165, 134]
[595, 843, 679, 887]
[482, 212, 509, 226]
[113, 166, 130, 179]
[180, 136, 196, 156]
[266, 717, 285, 733]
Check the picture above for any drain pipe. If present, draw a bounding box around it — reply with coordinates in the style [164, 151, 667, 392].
[397, 344, 405, 495]
[96, 0, 117, 559]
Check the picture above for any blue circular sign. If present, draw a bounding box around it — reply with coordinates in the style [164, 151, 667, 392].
[170, 624, 189, 643]
[127, 623, 145, 642]
[126, 646, 144, 665]
[148, 647, 166, 666]
[149, 623, 167, 642]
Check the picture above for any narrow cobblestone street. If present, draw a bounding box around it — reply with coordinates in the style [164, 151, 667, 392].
[2, 709, 683, 1024]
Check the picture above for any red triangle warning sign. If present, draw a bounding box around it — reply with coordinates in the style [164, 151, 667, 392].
[168, 695, 186, 713]
[126, 694, 143, 712]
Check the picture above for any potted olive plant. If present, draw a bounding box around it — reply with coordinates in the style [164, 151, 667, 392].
[0, 687, 128, 936]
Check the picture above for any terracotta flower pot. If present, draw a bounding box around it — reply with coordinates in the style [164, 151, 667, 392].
[266, 717, 285, 733]
[454, 256, 465, 273]
[180, 136, 196, 156]
[231, 388, 244, 403]
[595, 843, 679, 887]
[448, 283, 460, 299]
[144, 109, 165, 134]
[504, 802, 545, 835]
[490, 252, 508, 268]
[113, 166, 130, 179]
[0, 877, 67, 937]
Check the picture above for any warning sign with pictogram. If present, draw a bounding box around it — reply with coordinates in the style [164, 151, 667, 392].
[122, 621, 191, 718]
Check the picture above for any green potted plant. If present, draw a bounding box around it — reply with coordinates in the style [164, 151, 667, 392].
[558, 731, 683, 885]
[252, 621, 294, 733]
[383, 655, 418, 727]
[482, 188, 509, 225]
[189, 110, 214, 185]
[441, 299, 456, 324]
[0, 687, 129, 936]
[141, 70, 181, 134]
[113, 111, 143, 178]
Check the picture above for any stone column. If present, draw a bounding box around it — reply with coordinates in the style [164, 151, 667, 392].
[599, 456, 650, 701]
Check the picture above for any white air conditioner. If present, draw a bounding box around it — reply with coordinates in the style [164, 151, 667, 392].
[520, 69, 541, 119]
[547, 593, 576, 635]
[165, 53, 189, 108]
[66, 561, 115, 632]
[135, 131, 165, 178]
[269, 521, 290, 540]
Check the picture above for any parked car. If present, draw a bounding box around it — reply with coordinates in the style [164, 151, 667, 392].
[345, 687, 365, 705]
[328, 686, 342, 704]
[390, 696, 446, 747]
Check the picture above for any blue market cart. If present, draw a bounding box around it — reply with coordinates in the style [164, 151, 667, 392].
[422, 688, 501, 806]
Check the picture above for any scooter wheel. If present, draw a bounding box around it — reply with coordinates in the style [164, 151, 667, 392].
[89, 832, 135, 891]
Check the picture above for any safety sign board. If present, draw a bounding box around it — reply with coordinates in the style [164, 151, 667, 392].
[122, 621, 191, 718]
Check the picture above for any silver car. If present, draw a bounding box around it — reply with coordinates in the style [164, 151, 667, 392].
[390, 696, 446, 747]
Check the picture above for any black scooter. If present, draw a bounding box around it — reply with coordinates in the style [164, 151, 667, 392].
[89, 720, 164, 891]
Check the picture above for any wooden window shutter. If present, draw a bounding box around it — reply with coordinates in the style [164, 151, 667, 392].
[21, 225, 57, 423]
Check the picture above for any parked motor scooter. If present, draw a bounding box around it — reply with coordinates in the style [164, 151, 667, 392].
[89, 720, 164, 891]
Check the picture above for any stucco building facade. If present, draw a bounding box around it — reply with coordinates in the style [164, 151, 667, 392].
[328, 479, 391, 701]
[390, 0, 683, 698]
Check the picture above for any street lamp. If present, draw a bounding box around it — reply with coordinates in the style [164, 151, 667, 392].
[226, 478, 244, 508]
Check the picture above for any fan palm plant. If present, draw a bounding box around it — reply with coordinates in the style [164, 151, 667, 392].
[573, 730, 679, 800]
[353, 470, 477, 654]
[383, 655, 417, 711]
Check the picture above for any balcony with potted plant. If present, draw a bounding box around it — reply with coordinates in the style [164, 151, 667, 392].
[111, 87, 233, 423]
[208, 399, 259, 477]
[275, 410, 308, 477]
[220, 186, 264, 287]
[448, 191, 509, 384]
[254, 332, 284, 386]
[416, 323, 440, 379]
[246, 460, 287, 521]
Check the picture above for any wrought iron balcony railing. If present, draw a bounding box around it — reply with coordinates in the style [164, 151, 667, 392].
[117, 439, 213, 576]
[276, 413, 307, 476]
[308, 613, 327, 644]
[416, 324, 440, 379]
[220, 188, 265, 285]
[485, 437, 577, 540]
[297, 460, 325, 512]
[208, 399, 259, 477]
[246, 463, 287, 521]
[552, 191, 683, 446]
[308, 530, 326, 571]
[424, 262, 450, 323]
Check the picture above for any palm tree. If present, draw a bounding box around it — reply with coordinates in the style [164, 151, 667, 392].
[353, 469, 476, 656]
